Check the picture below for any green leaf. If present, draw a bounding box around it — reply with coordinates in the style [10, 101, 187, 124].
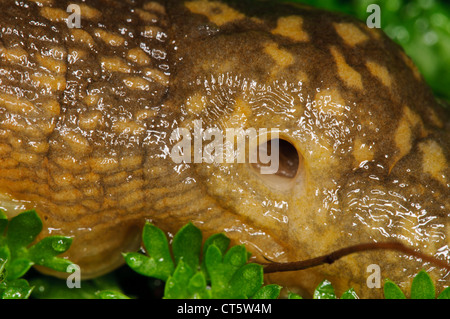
[252, 284, 282, 299]
[437, 287, 450, 299]
[201, 233, 230, 277]
[96, 290, 131, 299]
[341, 288, 358, 299]
[288, 292, 302, 299]
[0, 210, 7, 235]
[0, 246, 10, 266]
[187, 271, 211, 299]
[203, 233, 230, 257]
[6, 210, 42, 250]
[0, 210, 73, 282]
[203, 243, 262, 299]
[142, 223, 174, 272]
[223, 245, 248, 268]
[383, 279, 406, 299]
[204, 244, 228, 295]
[42, 257, 74, 274]
[0, 258, 7, 282]
[28, 236, 73, 271]
[123, 252, 169, 281]
[410, 270, 435, 299]
[228, 263, 264, 299]
[164, 259, 195, 299]
[0, 278, 33, 299]
[124, 222, 175, 281]
[205, 244, 246, 298]
[6, 258, 34, 280]
[313, 280, 337, 299]
[172, 222, 202, 271]
[30, 236, 72, 255]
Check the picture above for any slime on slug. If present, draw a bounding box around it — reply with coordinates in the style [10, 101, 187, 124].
[0, 0, 448, 298]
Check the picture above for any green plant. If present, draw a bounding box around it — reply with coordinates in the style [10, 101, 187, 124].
[123, 222, 367, 299]
[123, 222, 281, 299]
[384, 269, 450, 299]
[0, 209, 72, 299]
[29, 273, 129, 299]
[0, 210, 449, 299]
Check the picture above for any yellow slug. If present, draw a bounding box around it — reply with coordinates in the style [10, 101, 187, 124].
[0, 0, 448, 298]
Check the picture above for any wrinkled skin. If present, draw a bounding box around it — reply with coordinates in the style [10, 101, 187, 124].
[0, 0, 449, 298]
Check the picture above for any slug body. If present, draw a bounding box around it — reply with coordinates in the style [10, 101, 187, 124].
[0, 0, 449, 297]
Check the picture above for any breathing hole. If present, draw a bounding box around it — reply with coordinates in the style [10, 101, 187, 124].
[252, 138, 300, 180]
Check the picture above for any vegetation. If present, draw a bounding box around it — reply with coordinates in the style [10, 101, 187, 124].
[290, 0, 450, 103]
[1, 210, 449, 299]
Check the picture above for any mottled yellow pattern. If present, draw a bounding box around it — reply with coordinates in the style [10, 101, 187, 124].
[272, 16, 309, 42]
[330, 46, 363, 90]
[127, 48, 151, 66]
[94, 29, 126, 47]
[264, 43, 294, 69]
[100, 57, 132, 73]
[40, 7, 68, 22]
[185, 0, 245, 26]
[366, 60, 391, 88]
[69, 29, 96, 48]
[420, 140, 447, 185]
[334, 22, 369, 47]
[0, 46, 29, 65]
[78, 3, 102, 20]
